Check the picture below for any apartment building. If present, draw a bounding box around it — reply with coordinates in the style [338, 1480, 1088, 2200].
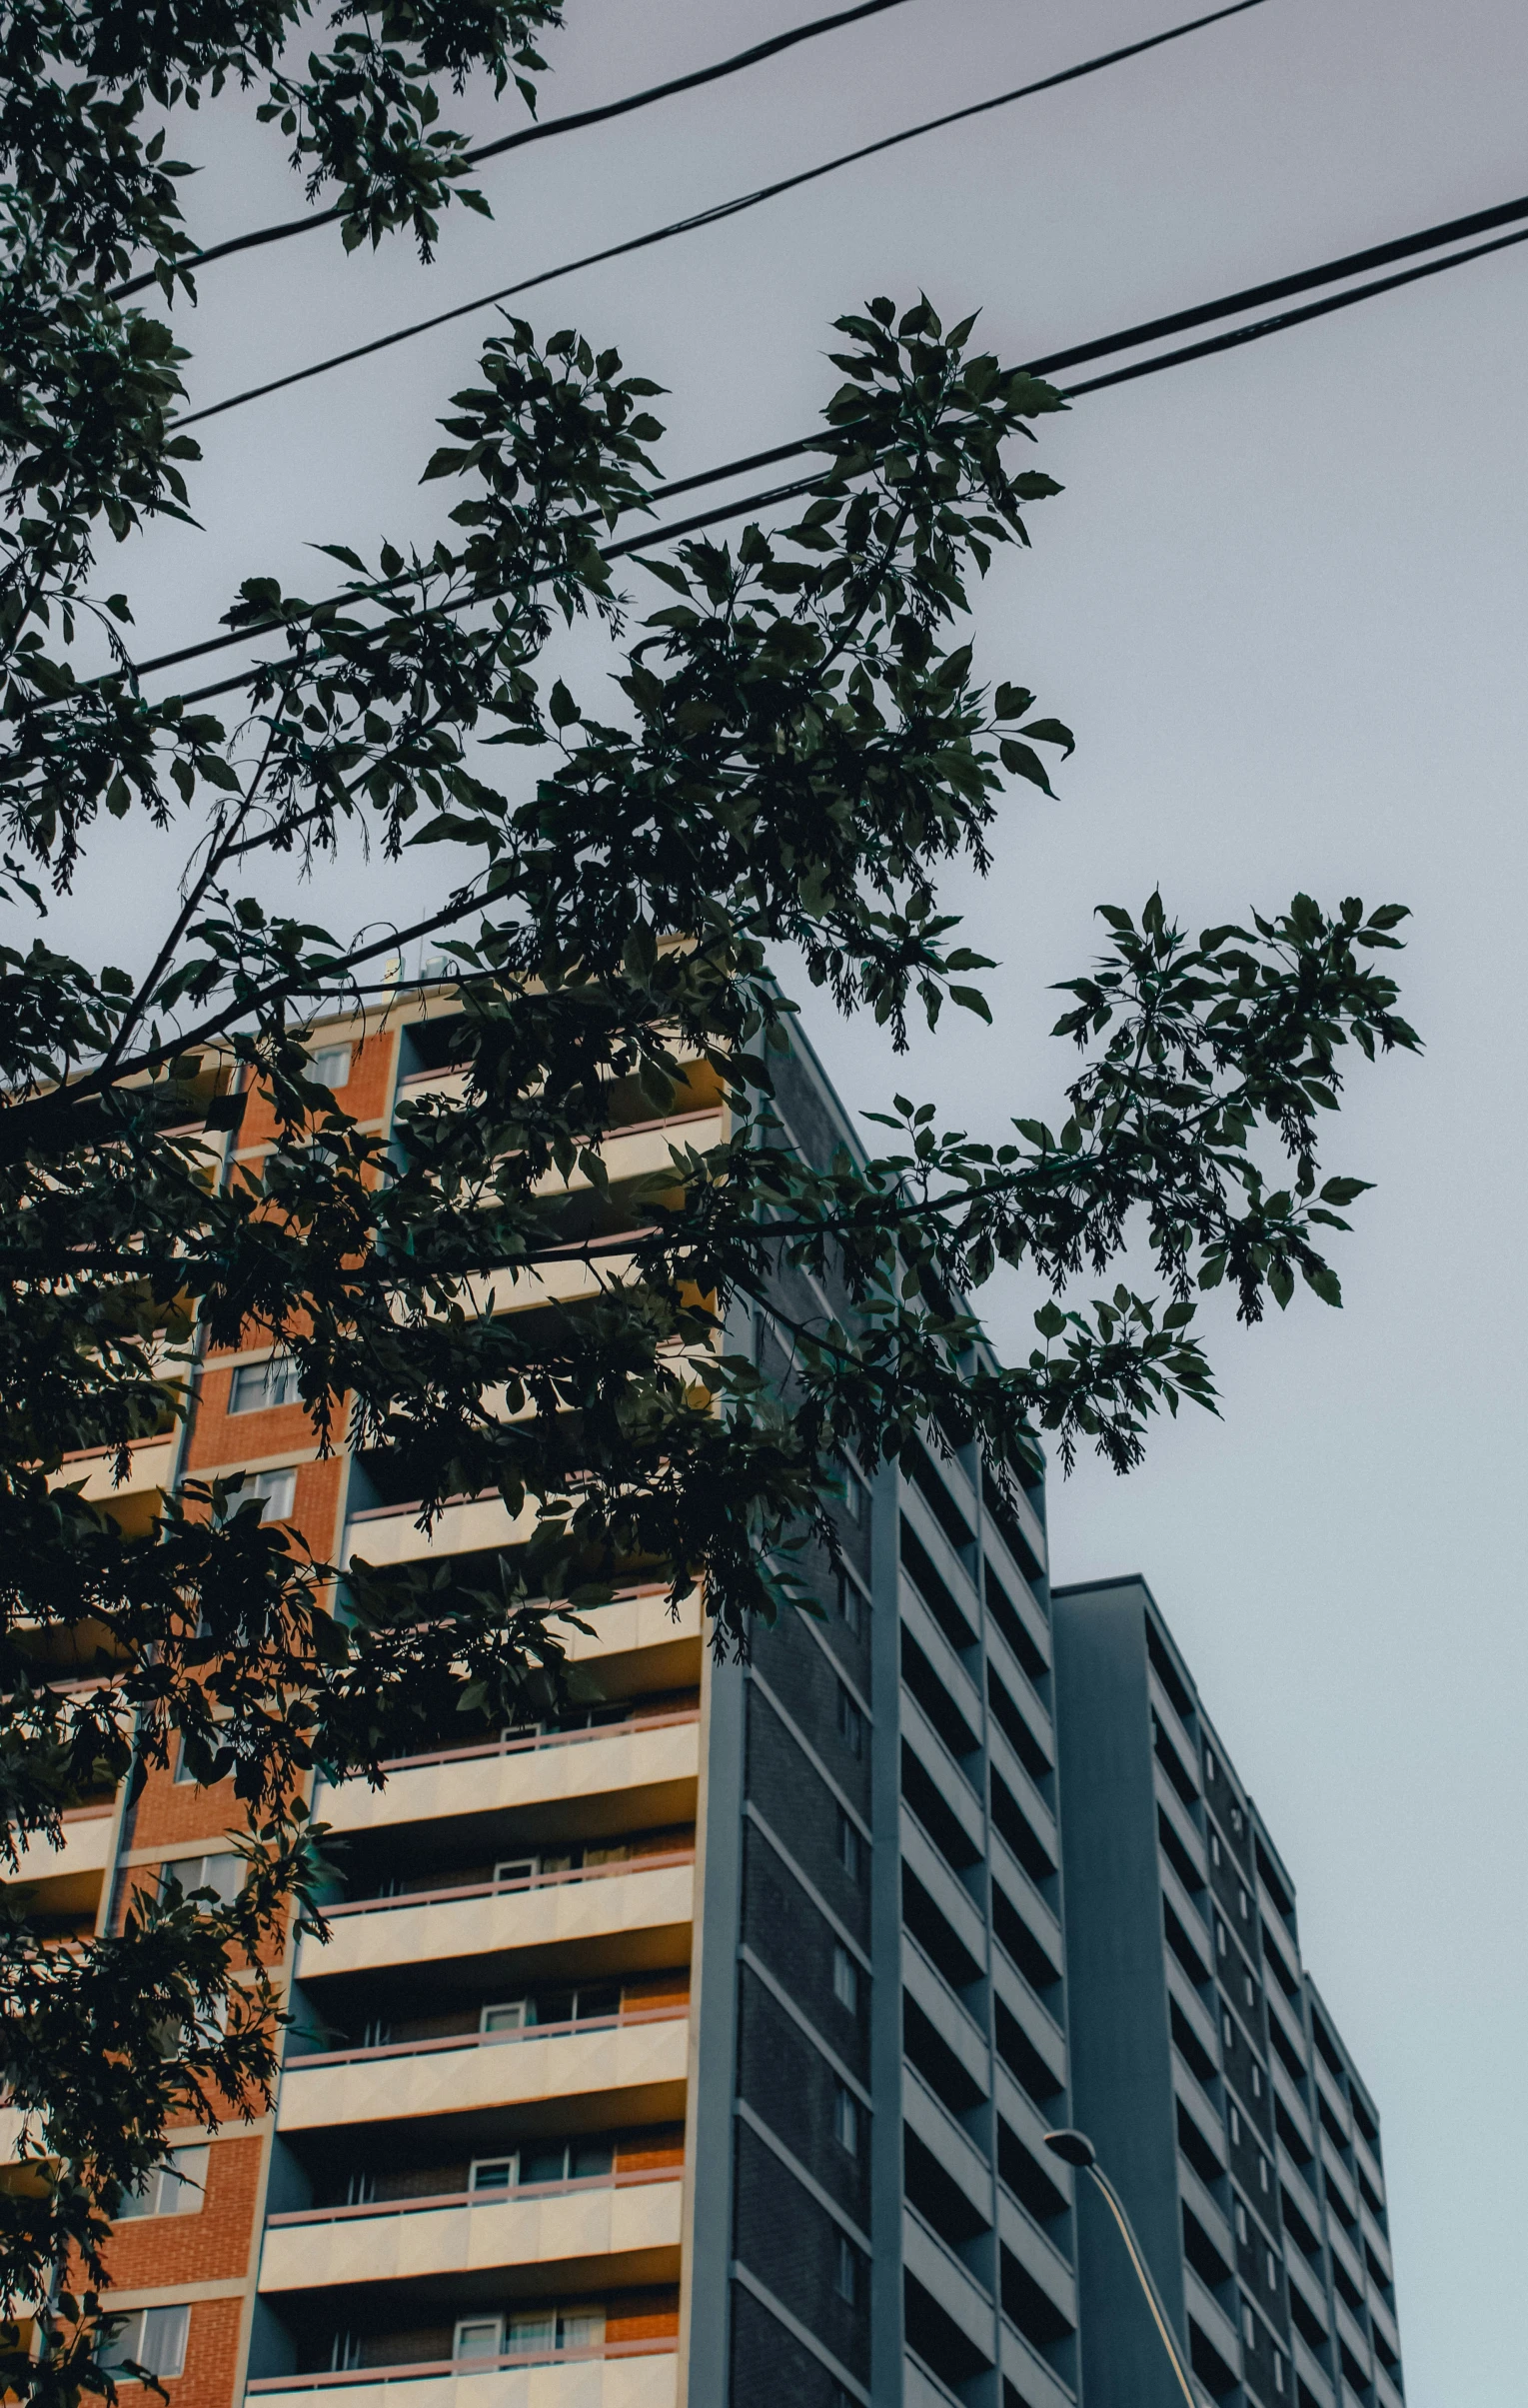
[10, 997, 1083, 2408]
[1050, 1576, 1406, 2408]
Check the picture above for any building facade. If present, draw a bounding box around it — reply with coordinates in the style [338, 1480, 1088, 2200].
[6, 1010, 1407, 2408]
[1050, 1577, 1406, 2408]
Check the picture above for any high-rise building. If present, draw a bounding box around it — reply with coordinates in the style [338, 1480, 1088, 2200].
[11, 1000, 1084, 2408]
[1050, 1576, 1406, 2408]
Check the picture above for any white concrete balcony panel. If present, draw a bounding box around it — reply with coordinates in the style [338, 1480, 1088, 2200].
[277, 2012, 688, 2140]
[900, 1693, 984, 1852]
[1164, 1954, 1219, 2067]
[995, 2191, 1076, 2324]
[902, 2207, 993, 2359]
[904, 2357, 962, 2408]
[1335, 2295, 1372, 2375]
[1272, 2056, 1315, 2149]
[1258, 1897, 1302, 1997]
[1313, 2052, 1352, 2138]
[1320, 2142, 1360, 2236]
[998, 2322, 1075, 2408]
[901, 1935, 989, 2100]
[900, 1490, 980, 1625]
[1172, 2063, 1227, 2174]
[983, 1476, 1048, 1587]
[994, 2069, 1072, 2203]
[1146, 1665, 1196, 1753]
[1158, 1855, 1211, 1962]
[1176, 2154, 1233, 2259]
[1295, 2333, 1335, 2408]
[247, 2346, 677, 2408]
[1284, 2245, 1330, 2337]
[986, 1724, 1057, 1860]
[345, 1496, 537, 1569]
[534, 1114, 723, 1202]
[49, 1435, 176, 1508]
[260, 2175, 681, 2298]
[1368, 2281, 1399, 2360]
[1152, 1763, 1206, 1874]
[981, 1568, 1051, 1696]
[1277, 2139, 1323, 2227]
[1375, 2361, 1405, 2408]
[1182, 2265, 1240, 2377]
[317, 1718, 699, 1841]
[899, 1808, 987, 1970]
[1353, 2124, 1385, 2211]
[1267, 1971, 1310, 2070]
[898, 1582, 984, 1743]
[4, 1805, 114, 1907]
[903, 2068, 991, 2227]
[988, 1832, 1062, 1968]
[296, 1859, 694, 1989]
[989, 1949, 1066, 2076]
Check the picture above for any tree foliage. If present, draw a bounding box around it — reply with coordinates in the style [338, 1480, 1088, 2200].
[0, 5, 1419, 2396]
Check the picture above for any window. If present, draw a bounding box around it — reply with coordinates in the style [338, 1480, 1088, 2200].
[833, 2085, 859, 2157]
[1273, 2348, 1286, 2394]
[360, 2016, 391, 2051]
[482, 1999, 529, 2033]
[1205, 1747, 1218, 1782]
[835, 2234, 859, 2306]
[344, 2170, 376, 2206]
[1243, 2303, 1256, 2349]
[1252, 2064, 1263, 2100]
[836, 1685, 863, 1758]
[230, 1356, 300, 1413]
[1229, 2105, 1241, 2146]
[1231, 1805, 1244, 1836]
[1259, 2155, 1270, 2195]
[832, 1944, 859, 2015]
[1235, 2200, 1248, 2244]
[1238, 1883, 1250, 1921]
[308, 1043, 352, 1090]
[1266, 2247, 1278, 2292]
[1216, 1918, 1228, 1959]
[455, 2319, 503, 2360]
[161, 1852, 244, 1909]
[462, 2309, 604, 2360]
[836, 1570, 863, 1638]
[329, 2331, 360, 2373]
[837, 1809, 863, 1884]
[103, 2306, 190, 2381]
[242, 1466, 296, 1523]
[116, 2148, 209, 2221]
[1210, 1830, 1222, 1868]
[841, 1466, 865, 1526]
[1222, 2011, 1234, 2050]
[1244, 1972, 1257, 2009]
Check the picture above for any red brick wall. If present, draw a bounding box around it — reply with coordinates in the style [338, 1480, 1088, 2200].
[102, 2139, 265, 2291]
[112, 2292, 246, 2408]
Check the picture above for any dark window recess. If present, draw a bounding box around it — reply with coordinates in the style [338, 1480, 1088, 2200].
[1357, 2163, 1384, 2220]
[990, 1768, 1057, 1890]
[903, 1992, 985, 2118]
[904, 2125, 988, 2249]
[900, 1624, 980, 1760]
[1145, 1615, 1195, 1724]
[906, 1436, 976, 1562]
[901, 1743, 980, 1876]
[1311, 2015, 1345, 2081]
[1000, 2245, 1073, 2350]
[901, 1862, 981, 1992]
[1189, 2316, 1240, 2398]
[1274, 2096, 1312, 2167]
[905, 2272, 989, 2392]
[1158, 1805, 1205, 1895]
[900, 1518, 977, 1655]
[1338, 2341, 1370, 2396]
[991, 1881, 1061, 1995]
[997, 2120, 1067, 2224]
[1152, 1710, 1201, 1808]
[1330, 2255, 1362, 2315]
[1288, 2286, 1328, 2351]
[1183, 2203, 1234, 2290]
[1177, 2099, 1224, 2189]
[1316, 2092, 1349, 2153]
[985, 1665, 1052, 1785]
[1254, 1834, 1296, 1924]
[1351, 2092, 1380, 2152]
[1280, 2186, 1321, 2261]
[981, 1467, 1044, 1588]
[1163, 1895, 1213, 1988]
[983, 1564, 1049, 1692]
[1262, 1924, 1301, 2000]
[1373, 2321, 1401, 2372]
[1267, 2008, 1307, 2087]
[994, 1996, 1061, 2108]
[1170, 1998, 1218, 2091]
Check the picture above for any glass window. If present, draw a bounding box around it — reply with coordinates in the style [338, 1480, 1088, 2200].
[1259, 2155, 1270, 2193]
[308, 1044, 352, 1090]
[1267, 2247, 1278, 2291]
[161, 1852, 243, 1910]
[833, 2086, 858, 2156]
[1223, 2012, 1234, 2050]
[837, 1810, 862, 1884]
[1216, 1919, 1227, 1958]
[1252, 2064, 1263, 2099]
[1235, 2201, 1248, 2243]
[836, 1686, 862, 1758]
[1243, 2303, 1256, 2349]
[832, 1945, 859, 2015]
[1244, 1972, 1257, 2009]
[1210, 1831, 1221, 1867]
[230, 1357, 300, 1413]
[1274, 2349, 1286, 2394]
[835, 2235, 859, 2305]
[482, 1999, 529, 2033]
[558, 2308, 605, 2353]
[243, 1467, 296, 1523]
[104, 2306, 190, 2381]
[841, 1466, 864, 1526]
[1229, 2105, 1241, 2146]
[116, 2148, 209, 2222]
[1238, 1884, 1250, 1921]
[504, 2313, 556, 2357]
[837, 1571, 862, 1637]
[454, 2318, 503, 2361]
[471, 2157, 515, 2191]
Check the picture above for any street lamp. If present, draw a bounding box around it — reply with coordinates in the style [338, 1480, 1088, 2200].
[1043, 2128, 1212, 2408]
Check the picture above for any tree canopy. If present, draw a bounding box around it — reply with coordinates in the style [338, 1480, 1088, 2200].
[0, 5, 1419, 2397]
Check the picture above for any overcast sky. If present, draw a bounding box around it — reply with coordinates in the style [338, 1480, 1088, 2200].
[41, 2, 1528, 2396]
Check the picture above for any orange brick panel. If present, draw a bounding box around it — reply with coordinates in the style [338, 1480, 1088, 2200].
[102, 2138, 266, 2292]
[113, 2292, 246, 2408]
[235, 1031, 397, 1154]
[608, 2295, 680, 2345]
[130, 1768, 243, 1856]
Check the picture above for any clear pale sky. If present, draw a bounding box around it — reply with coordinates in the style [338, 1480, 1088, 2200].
[42, 3, 1528, 2396]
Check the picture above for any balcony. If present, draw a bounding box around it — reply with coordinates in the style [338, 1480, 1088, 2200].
[3, 1803, 114, 1920]
[1182, 2264, 1240, 2378]
[276, 2011, 689, 2142]
[1176, 2152, 1233, 2260]
[902, 2204, 994, 2357]
[296, 1857, 695, 1992]
[316, 1716, 700, 1844]
[995, 2189, 1076, 2327]
[1153, 1761, 1206, 1874]
[1295, 2332, 1336, 2408]
[997, 2320, 1075, 2408]
[48, 1434, 177, 1537]
[900, 1808, 987, 1971]
[259, 2172, 682, 2300]
[1284, 2241, 1331, 2338]
[246, 2343, 677, 2408]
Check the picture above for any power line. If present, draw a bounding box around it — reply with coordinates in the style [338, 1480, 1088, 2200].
[107, 0, 920, 302]
[44, 195, 1528, 713]
[174, 0, 1272, 435]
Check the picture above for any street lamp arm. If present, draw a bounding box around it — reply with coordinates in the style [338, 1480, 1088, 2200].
[1042, 2128, 1214, 2408]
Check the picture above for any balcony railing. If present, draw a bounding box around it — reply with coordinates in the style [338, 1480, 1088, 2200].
[247, 2338, 678, 2392]
[284, 2000, 688, 2072]
[268, 2164, 681, 2228]
[325, 1849, 695, 1922]
[369, 1707, 699, 1778]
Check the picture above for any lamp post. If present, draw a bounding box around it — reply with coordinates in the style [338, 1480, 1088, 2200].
[1043, 2128, 1212, 2408]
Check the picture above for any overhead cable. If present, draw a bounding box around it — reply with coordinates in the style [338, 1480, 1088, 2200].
[56, 196, 1528, 713]
[107, 0, 920, 301]
[174, 0, 1272, 433]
